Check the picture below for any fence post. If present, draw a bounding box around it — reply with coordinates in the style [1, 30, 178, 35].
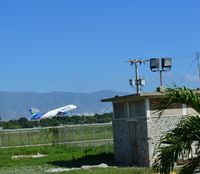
[92, 127, 95, 148]
[28, 130, 31, 147]
[0, 131, 2, 147]
[2, 131, 3, 147]
[20, 130, 22, 146]
[73, 127, 75, 147]
[104, 126, 107, 151]
[64, 126, 67, 148]
[38, 128, 41, 145]
[82, 126, 85, 151]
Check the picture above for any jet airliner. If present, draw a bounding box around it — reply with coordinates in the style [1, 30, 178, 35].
[29, 104, 77, 120]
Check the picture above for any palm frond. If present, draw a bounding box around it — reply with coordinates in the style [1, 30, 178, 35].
[158, 87, 200, 117]
[179, 155, 200, 174]
[153, 116, 200, 174]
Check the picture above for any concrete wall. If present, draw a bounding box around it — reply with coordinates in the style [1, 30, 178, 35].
[112, 97, 186, 167]
[112, 99, 150, 166]
[149, 98, 183, 117]
[135, 117, 149, 166]
[112, 119, 131, 165]
[112, 118, 150, 166]
[186, 107, 198, 116]
[147, 115, 183, 165]
[112, 116, 183, 167]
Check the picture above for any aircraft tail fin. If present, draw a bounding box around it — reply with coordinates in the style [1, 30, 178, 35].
[29, 107, 40, 115]
[29, 108, 42, 120]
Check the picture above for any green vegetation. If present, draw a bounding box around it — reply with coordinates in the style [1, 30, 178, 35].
[0, 145, 153, 174]
[153, 87, 200, 174]
[0, 145, 113, 167]
[0, 113, 112, 129]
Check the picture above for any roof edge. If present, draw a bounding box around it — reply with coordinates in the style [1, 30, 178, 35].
[101, 92, 164, 102]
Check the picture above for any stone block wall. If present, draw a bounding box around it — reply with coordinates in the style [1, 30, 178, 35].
[111, 97, 187, 167]
[147, 115, 183, 165]
[135, 117, 150, 166]
[112, 117, 150, 166]
[112, 115, 185, 167]
[112, 119, 131, 165]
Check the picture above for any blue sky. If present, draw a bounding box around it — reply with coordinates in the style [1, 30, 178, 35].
[0, 0, 199, 93]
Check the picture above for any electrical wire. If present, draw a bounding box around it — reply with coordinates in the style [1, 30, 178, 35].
[177, 58, 198, 86]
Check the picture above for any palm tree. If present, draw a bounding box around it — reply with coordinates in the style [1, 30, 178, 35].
[152, 86, 200, 174]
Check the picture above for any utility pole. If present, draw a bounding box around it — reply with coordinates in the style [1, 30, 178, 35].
[128, 59, 148, 94]
[159, 70, 163, 87]
[196, 52, 200, 81]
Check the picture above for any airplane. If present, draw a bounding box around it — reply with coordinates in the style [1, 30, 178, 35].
[29, 104, 77, 120]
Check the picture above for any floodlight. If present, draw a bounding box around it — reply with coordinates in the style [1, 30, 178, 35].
[150, 58, 160, 72]
[161, 58, 172, 70]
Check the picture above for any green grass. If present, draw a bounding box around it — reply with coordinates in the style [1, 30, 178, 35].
[0, 167, 153, 174]
[0, 145, 112, 167]
[0, 145, 155, 174]
[62, 168, 152, 174]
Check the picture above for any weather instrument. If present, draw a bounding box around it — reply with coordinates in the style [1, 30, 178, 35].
[128, 59, 148, 94]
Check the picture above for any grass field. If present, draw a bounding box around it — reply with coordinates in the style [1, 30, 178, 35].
[0, 145, 155, 174]
[0, 125, 181, 174]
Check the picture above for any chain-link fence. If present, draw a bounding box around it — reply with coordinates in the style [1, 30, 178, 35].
[0, 123, 113, 150]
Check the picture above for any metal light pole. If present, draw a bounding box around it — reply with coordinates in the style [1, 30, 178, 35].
[128, 59, 148, 94]
[159, 70, 163, 87]
[135, 62, 140, 93]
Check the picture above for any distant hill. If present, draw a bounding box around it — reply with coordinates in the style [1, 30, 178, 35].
[0, 90, 129, 120]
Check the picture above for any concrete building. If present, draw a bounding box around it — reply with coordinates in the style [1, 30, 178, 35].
[102, 91, 197, 167]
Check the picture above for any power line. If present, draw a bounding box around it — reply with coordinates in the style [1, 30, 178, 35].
[196, 52, 200, 81]
[177, 57, 198, 85]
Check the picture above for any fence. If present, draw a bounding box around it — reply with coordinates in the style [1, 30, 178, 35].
[0, 123, 113, 150]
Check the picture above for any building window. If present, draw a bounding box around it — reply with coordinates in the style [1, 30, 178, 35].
[113, 102, 128, 119]
[129, 100, 145, 118]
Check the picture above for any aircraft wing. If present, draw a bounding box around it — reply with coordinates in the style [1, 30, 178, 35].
[57, 110, 69, 116]
[56, 105, 77, 116]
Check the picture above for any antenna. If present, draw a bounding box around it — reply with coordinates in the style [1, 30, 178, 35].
[128, 59, 149, 94]
[196, 52, 200, 81]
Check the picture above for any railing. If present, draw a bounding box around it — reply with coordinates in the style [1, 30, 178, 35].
[0, 123, 113, 150]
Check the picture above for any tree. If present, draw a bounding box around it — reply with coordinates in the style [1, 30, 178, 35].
[19, 117, 29, 128]
[153, 86, 200, 174]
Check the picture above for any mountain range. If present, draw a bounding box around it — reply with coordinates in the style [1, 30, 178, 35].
[0, 90, 129, 120]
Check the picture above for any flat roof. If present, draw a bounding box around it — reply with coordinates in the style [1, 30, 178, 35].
[101, 91, 164, 102]
[102, 88, 200, 103]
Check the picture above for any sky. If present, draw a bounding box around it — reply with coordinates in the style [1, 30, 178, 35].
[0, 0, 199, 93]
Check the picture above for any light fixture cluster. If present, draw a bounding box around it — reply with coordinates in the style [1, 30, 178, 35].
[150, 58, 172, 72]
